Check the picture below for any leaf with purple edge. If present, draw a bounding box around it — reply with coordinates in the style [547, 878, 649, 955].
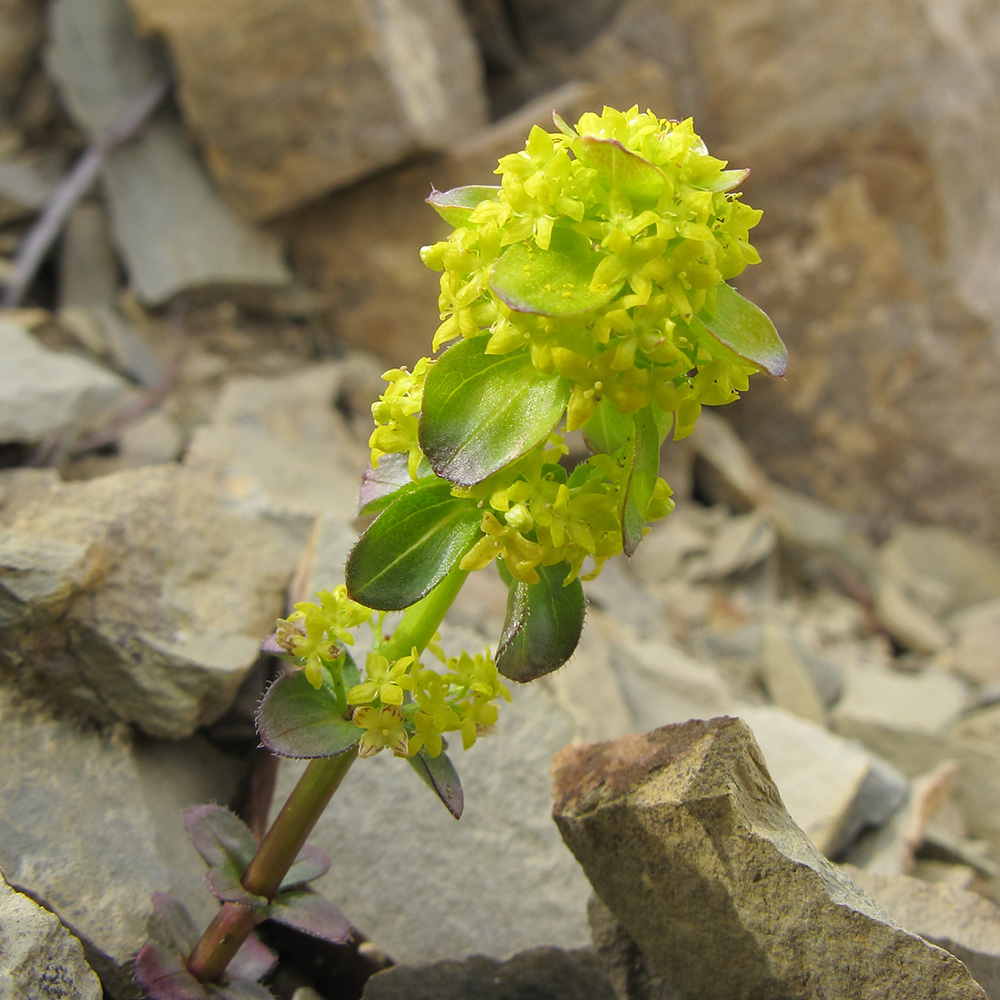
[358, 452, 420, 516]
[697, 283, 787, 377]
[257, 670, 362, 759]
[226, 933, 278, 985]
[620, 406, 660, 557]
[427, 185, 501, 226]
[149, 892, 200, 954]
[266, 889, 353, 945]
[419, 337, 570, 486]
[574, 136, 665, 204]
[134, 941, 209, 1000]
[495, 561, 585, 682]
[280, 842, 331, 890]
[490, 225, 623, 317]
[184, 806, 256, 876]
[407, 746, 464, 819]
[204, 868, 266, 908]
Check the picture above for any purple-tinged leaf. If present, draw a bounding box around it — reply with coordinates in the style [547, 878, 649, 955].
[149, 892, 200, 953]
[495, 561, 585, 682]
[184, 805, 257, 875]
[574, 136, 665, 204]
[134, 941, 209, 1000]
[490, 226, 623, 317]
[257, 670, 362, 758]
[260, 631, 283, 656]
[280, 842, 331, 890]
[419, 337, 570, 486]
[620, 406, 660, 557]
[551, 110, 574, 137]
[427, 184, 501, 226]
[227, 932, 278, 984]
[267, 889, 353, 945]
[358, 452, 416, 515]
[407, 747, 464, 819]
[204, 868, 266, 908]
[698, 283, 787, 377]
[346, 479, 483, 609]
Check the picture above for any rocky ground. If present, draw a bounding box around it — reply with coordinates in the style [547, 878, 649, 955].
[2, 1, 1000, 998]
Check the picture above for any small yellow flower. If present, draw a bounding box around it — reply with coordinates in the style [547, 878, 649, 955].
[354, 705, 409, 758]
[347, 650, 417, 706]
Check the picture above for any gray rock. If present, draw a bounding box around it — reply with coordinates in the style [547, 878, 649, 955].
[553, 717, 987, 999]
[275, 681, 592, 965]
[124, 0, 488, 219]
[874, 578, 951, 655]
[47, 0, 291, 304]
[843, 867, 1000, 1000]
[361, 947, 618, 1000]
[758, 618, 827, 724]
[740, 705, 908, 859]
[0, 464, 309, 737]
[949, 599, 1000, 687]
[0, 868, 102, 1000]
[0, 321, 131, 446]
[689, 409, 772, 513]
[0, 684, 241, 997]
[184, 360, 369, 523]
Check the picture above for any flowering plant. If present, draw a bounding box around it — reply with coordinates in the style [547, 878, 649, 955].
[136, 106, 784, 999]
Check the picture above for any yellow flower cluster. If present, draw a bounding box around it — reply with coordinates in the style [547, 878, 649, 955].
[368, 357, 432, 479]
[420, 107, 763, 435]
[275, 586, 374, 688]
[347, 646, 510, 758]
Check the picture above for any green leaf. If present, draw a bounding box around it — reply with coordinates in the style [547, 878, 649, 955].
[407, 747, 464, 819]
[490, 225, 624, 317]
[620, 406, 660, 557]
[702, 167, 750, 192]
[574, 136, 665, 204]
[427, 185, 500, 226]
[420, 337, 569, 486]
[698, 283, 787, 377]
[346, 478, 483, 609]
[581, 396, 632, 454]
[256, 670, 362, 759]
[280, 843, 331, 891]
[496, 561, 585, 682]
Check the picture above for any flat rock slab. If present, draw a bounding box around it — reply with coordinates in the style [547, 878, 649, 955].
[0, 869, 101, 1000]
[125, 0, 488, 218]
[361, 947, 617, 1000]
[0, 321, 130, 445]
[276, 682, 591, 965]
[0, 463, 309, 737]
[0, 685, 241, 997]
[553, 717, 988, 1000]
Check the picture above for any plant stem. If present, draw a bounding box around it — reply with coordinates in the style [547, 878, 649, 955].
[186, 564, 468, 984]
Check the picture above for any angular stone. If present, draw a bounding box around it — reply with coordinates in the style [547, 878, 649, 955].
[184, 360, 369, 523]
[759, 618, 828, 724]
[689, 409, 773, 513]
[688, 510, 777, 582]
[361, 947, 617, 1000]
[276, 681, 591, 964]
[0, 869, 102, 1000]
[949, 599, 1000, 687]
[553, 717, 987, 999]
[740, 705, 908, 859]
[0, 685, 241, 997]
[875, 578, 951, 655]
[47, 0, 290, 303]
[101, 116, 291, 304]
[585, 1, 1000, 546]
[0, 464, 309, 737]
[0, 321, 131, 446]
[125, 0, 487, 219]
[843, 867, 1000, 1000]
